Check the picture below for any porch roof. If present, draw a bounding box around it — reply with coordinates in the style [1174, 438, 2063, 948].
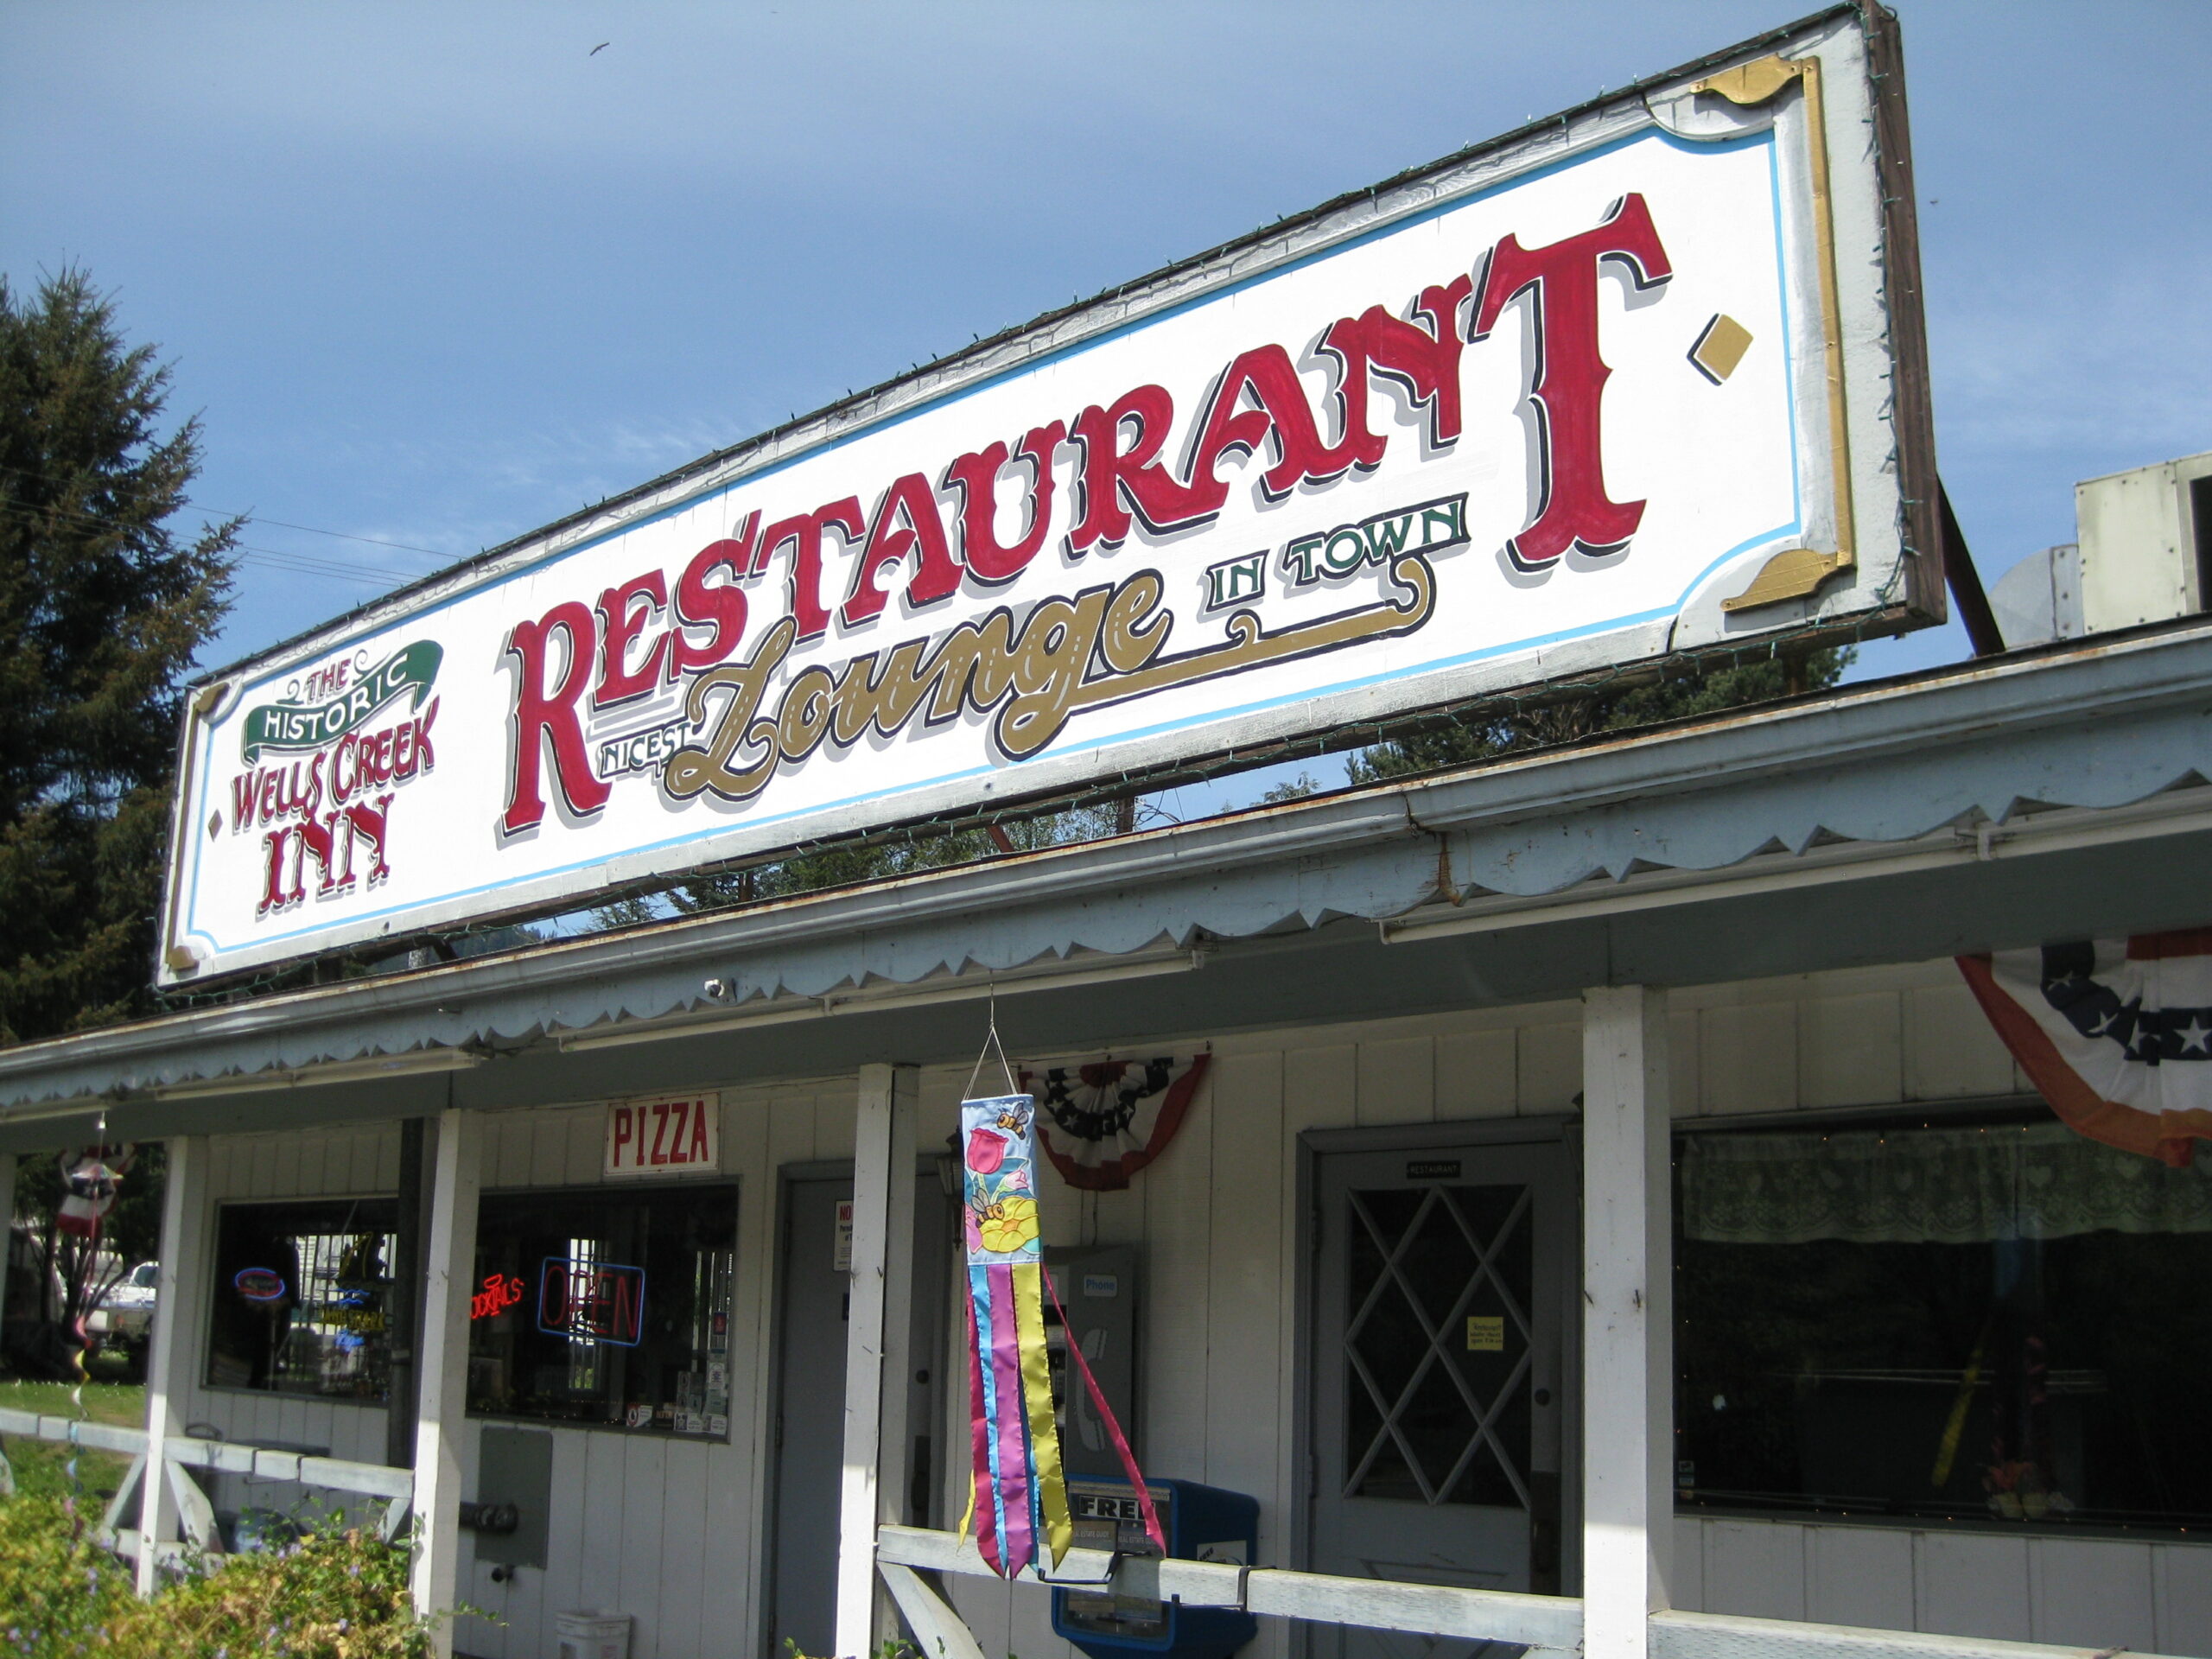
[2, 616, 2208, 1150]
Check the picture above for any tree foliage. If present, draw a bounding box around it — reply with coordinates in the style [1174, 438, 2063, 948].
[0, 270, 237, 1041]
[9, 1141, 166, 1372]
[1349, 647, 1851, 783]
[593, 802, 1133, 927]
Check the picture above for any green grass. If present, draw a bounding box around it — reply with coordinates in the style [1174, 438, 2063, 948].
[0, 1382, 145, 1507]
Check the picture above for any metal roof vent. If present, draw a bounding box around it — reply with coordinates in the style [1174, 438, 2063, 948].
[1991, 450, 2211, 647]
[2076, 449, 2212, 631]
[1990, 542, 2083, 649]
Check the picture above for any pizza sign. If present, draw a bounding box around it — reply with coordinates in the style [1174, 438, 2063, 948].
[604, 1094, 720, 1177]
[158, 10, 1934, 985]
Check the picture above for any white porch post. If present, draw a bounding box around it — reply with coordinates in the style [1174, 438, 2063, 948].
[1580, 985, 1672, 1659]
[0, 1151, 14, 1332]
[410, 1109, 483, 1653]
[836, 1062, 919, 1658]
[136, 1135, 212, 1593]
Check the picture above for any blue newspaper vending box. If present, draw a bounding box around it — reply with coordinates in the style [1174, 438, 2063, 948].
[1052, 1476, 1259, 1659]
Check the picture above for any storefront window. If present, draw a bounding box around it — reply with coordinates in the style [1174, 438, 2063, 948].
[467, 1183, 736, 1436]
[207, 1198, 398, 1398]
[1676, 1118, 2212, 1529]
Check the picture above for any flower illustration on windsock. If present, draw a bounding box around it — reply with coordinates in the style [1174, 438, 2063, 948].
[977, 1193, 1039, 1255]
[967, 1127, 1009, 1173]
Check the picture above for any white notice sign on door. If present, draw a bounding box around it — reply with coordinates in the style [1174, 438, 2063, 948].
[833, 1200, 855, 1273]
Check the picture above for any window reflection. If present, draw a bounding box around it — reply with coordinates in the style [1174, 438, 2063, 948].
[207, 1198, 398, 1399]
[1677, 1118, 2212, 1529]
[467, 1184, 736, 1436]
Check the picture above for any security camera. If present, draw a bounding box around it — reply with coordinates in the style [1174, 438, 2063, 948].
[702, 977, 730, 1001]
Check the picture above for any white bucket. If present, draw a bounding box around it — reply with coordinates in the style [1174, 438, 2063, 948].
[555, 1609, 632, 1659]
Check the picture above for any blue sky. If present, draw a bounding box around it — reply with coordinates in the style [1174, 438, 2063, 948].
[3, 1, 2208, 808]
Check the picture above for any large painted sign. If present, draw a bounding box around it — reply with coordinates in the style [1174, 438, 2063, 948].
[159, 7, 1937, 983]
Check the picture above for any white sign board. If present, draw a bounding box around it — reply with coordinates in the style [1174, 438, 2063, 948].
[604, 1093, 721, 1177]
[159, 8, 1936, 984]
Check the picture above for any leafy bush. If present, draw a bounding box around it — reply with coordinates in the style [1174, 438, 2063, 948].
[0, 1493, 437, 1658]
[0, 1493, 132, 1656]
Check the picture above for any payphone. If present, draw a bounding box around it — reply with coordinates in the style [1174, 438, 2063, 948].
[1041, 1245, 1258, 1659]
[1044, 1244, 1137, 1479]
[1051, 1476, 1259, 1659]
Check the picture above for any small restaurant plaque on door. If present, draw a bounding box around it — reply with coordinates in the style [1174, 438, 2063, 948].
[604, 1093, 721, 1176]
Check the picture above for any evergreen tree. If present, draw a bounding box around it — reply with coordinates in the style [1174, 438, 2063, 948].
[0, 270, 237, 1041]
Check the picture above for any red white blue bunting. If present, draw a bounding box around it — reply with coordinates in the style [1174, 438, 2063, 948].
[1959, 930, 2212, 1166]
[1021, 1054, 1211, 1191]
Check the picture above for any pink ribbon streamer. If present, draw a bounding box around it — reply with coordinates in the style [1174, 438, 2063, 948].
[986, 1263, 1036, 1570]
[1044, 1265, 1166, 1554]
[963, 1272, 1001, 1573]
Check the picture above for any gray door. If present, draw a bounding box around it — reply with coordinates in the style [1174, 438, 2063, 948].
[768, 1172, 951, 1659]
[1310, 1135, 1572, 1659]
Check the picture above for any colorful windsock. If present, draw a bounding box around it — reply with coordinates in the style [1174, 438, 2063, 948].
[958, 1093, 1072, 1578]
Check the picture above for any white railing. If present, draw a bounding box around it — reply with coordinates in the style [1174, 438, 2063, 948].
[876, 1524, 1579, 1658]
[1650, 1611, 2184, 1659]
[877, 1526, 2190, 1659]
[0, 1406, 414, 1566]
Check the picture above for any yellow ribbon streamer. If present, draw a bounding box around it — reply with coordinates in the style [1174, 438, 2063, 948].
[1013, 1263, 1074, 1567]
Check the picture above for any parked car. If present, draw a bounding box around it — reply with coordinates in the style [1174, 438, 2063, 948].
[86, 1260, 158, 1373]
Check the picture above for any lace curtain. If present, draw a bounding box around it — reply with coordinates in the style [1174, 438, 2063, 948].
[1681, 1121, 2212, 1245]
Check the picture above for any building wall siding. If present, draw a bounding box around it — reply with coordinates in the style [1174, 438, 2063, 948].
[178, 959, 2211, 1659]
[1668, 1517, 2212, 1656]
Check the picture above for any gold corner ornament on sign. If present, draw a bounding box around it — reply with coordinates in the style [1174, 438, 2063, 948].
[1696, 54, 1858, 614]
[159, 681, 237, 977]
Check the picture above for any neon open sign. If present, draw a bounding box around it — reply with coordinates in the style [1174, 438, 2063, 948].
[537, 1257, 646, 1347]
[233, 1267, 287, 1303]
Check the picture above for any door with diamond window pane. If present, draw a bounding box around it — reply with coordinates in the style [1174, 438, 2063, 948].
[1310, 1136, 1572, 1659]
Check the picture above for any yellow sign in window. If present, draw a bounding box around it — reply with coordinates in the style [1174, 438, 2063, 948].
[1466, 1315, 1504, 1351]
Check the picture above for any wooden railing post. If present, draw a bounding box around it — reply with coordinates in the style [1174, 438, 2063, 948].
[1581, 985, 1673, 1659]
[0, 1152, 14, 1336]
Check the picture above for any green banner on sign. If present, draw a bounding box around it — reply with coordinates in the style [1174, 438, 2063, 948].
[239, 640, 442, 762]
